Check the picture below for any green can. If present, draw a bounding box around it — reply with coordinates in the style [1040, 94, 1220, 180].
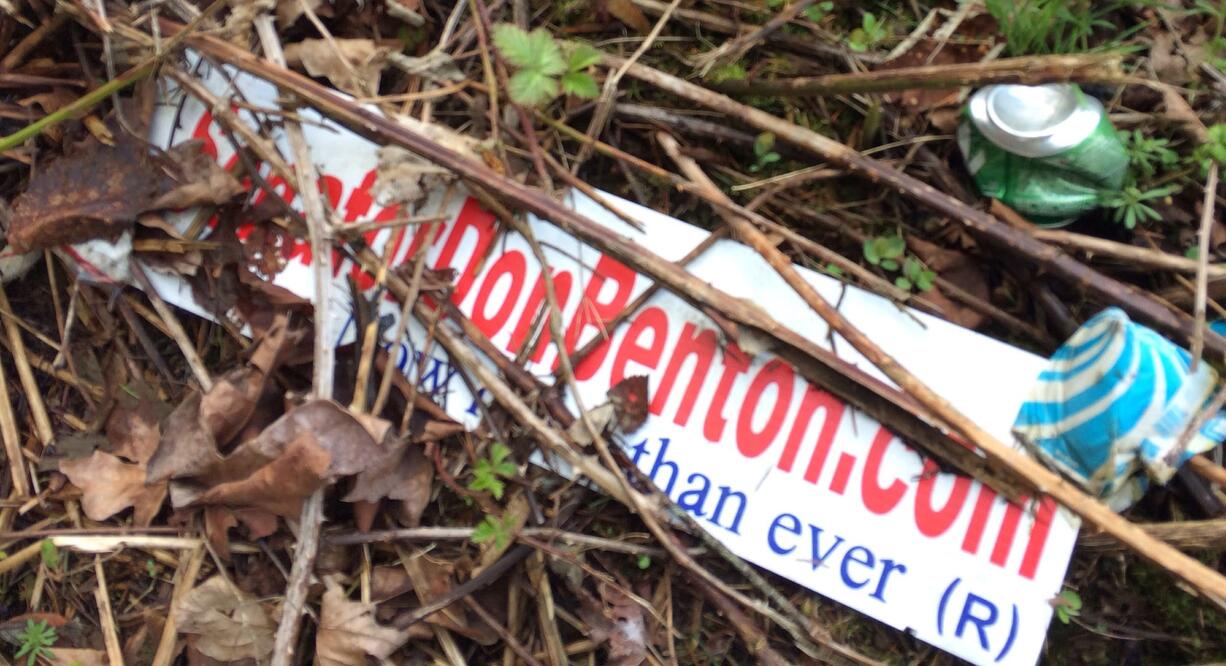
[957, 83, 1129, 228]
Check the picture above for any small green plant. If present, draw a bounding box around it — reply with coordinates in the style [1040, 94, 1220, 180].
[492, 24, 601, 106]
[472, 513, 517, 550]
[750, 132, 781, 172]
[985, 0, 1153, 55]
[863, 236, 935, 292]
[1102, 183, 1180, 229]
[467, 442, 517, 500]
[897, 256, 936, 292]
[862, 235, 905, 271]
[846, 12, 888, 52]
[1120, 129, 1179, 179]
[804, 1, 834, 23]
[1194, 123, 1226, 173]
[39, 539, 59, 569]
[636, 554, 652, 569]
[1054, 588, 1082, 624]
[15, 619, 56, 666]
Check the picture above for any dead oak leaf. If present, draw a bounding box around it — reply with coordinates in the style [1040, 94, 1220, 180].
[176, 575, 275, 663]
[316, 575, 402, 666]
[284, 38, 391, 97]
[190, 434, 331, 518]
[60, 450, 166, 526]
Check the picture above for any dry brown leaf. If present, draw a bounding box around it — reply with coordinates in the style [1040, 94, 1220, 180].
[8, 133, 164, 252]
[191, 435, 331, 518]
[284, 38, 391, 97]
[605, 0, 651, 33]
[61, 450, 167, 526]
[106, 400, 165, 465]
[316, 575, 402, 666]
[254, 400, 396, 480]
[176, 575, 275, 663]
[598, 583, 648, 666]
[276, 0, 322, 26]
[45, 648, 109, 666]
[152, 140, 246, 210]
[146, 392, 222, 484]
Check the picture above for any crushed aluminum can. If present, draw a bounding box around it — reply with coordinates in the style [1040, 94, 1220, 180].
[957, 83, 1129, 228]
[1013, 307, 1226, 511]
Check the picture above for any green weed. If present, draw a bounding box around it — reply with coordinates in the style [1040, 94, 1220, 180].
[467, 442, 517, 500]
[1120, 129, 1179, 179]
[846, 12, 888, 52]
[492, 24, 600, 106]
[984, 0, 1153, 55]
[1102, 183, 1181, 228]
[750, 132, 781, 172]
[15, 620, 56, 666]
[472, 513, 517, 550]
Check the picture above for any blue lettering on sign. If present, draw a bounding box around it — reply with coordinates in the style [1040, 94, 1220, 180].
[936, 577, 1020, 661]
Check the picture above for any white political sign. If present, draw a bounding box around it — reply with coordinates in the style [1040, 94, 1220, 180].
[138, 57, 1080, 665]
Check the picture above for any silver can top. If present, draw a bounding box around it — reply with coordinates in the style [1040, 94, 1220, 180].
[967, 83, 1104, 158]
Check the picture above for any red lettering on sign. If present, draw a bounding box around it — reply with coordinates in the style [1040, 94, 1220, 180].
[736, 360, 794, 458]
[566, 256, 637, 380]
[611, 307, 669, 385]
[1019, 496, 1055, 579]
[861, 427, 906, 513]
[915, 460, 972, 537]
[990, 500, 1024, 567]
[960, 485, 998, 555]
[507, 270, 574, 363]
[777, 385, 844, 477]
[434, 198, 498, 307]
[651, 324, 717, 428]
[703, 345, 750, 442]
[471, 251, 527, 339]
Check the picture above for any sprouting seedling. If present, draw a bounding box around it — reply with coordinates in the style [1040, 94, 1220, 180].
[847, 12, 888, 52]
[39, 539, 59, 570]
[1193, 123, 1226, 174]
[898, 256, 936, 292]
[804, 1, 835, 22]
[472, 513, 517, 550]
[467, 442, 517, 500]
[862, 234, 906, 271]
[1102, 183, 1180, 229]
[492, 24, 601, 107]
[15, 620, 56, 666]
[750, 132, 781, 172]
[1120, 129, 1179, 179]
[1053, 588, 1082, 624]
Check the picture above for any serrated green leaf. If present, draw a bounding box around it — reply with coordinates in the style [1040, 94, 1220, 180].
[491, 442, 511, 465]
[561, 71, 600, 99]
[567, 43, 602, 71]
[507, 69, 560, 107]
[493, 24, 566, 76]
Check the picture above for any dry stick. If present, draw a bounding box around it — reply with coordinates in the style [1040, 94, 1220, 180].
[130, 263, 213, 391]
[1189, 455, 1226, 490]
[657, 130, 1226, 607]
[151, 545, 205, 666]
[172, 22, 1030, 500]
[253, 16, 331, 666]
[0, 285, 54, 446]
[713, 53, 1124, 96]
[0, 348, 29, 499]
[1192, 163, 1220, 370]
[630, 0, 852, 61]
[1077, 516, 1226, 552]
[687, 573, 790, 666]
[1034, 227, 1226, 278]
[611, 56, 1226, 357]
[691, 0, 819, 76]
[94, 557, 126, 666]
[570, 0, 681, 170]
[462, 597, 546, 666]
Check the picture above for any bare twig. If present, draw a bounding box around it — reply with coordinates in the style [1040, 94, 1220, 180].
[713, 53, 1124, 96]
[691, 0, 818, 75]
[1192, 163, 1220, 369]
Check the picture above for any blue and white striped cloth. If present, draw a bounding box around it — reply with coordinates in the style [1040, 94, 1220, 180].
[1013, 308, 1226, 510]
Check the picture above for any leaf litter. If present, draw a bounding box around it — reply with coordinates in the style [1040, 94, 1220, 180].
[1, 0, 1226, 664]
